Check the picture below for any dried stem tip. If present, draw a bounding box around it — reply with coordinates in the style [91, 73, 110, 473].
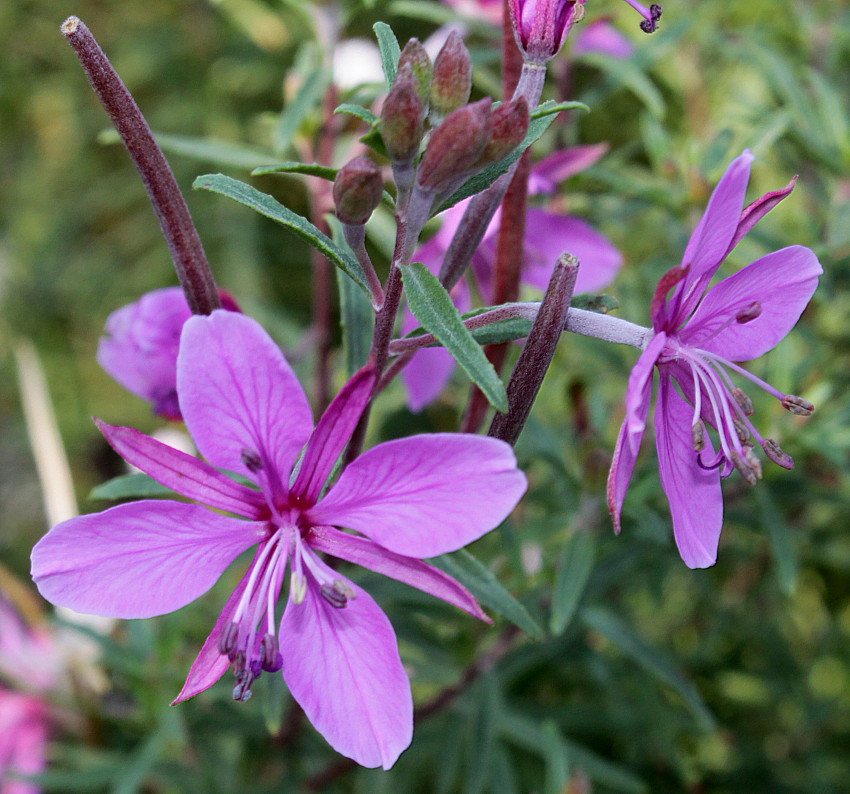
[60, 16, 220, 315]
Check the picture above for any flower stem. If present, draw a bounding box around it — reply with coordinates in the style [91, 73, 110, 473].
[60, 17, 220, 315]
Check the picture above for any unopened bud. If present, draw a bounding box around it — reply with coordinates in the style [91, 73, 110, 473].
[691, 421, 705, 451]
[290, 571, 307, 604]
[398, 38, 431, 107]
[240, 448, 263, 473]
[763, 439, 794, 470]
[429, 31, 472, 123]
[732, 388, 754, 416]
[730, 450, 758, 486]
[333, 156, 383, 225]
[475, 97, 530, 167]
[508, 0, 585, 64]
[743, 445, 763, 480]
[417, 98, 492, 193]
[735, 301, 762, 324]
[380, 64, 424, 162]
[781, 394, 814, 416]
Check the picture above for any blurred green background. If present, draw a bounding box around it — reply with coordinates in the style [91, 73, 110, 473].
[2, 0, 850, 791]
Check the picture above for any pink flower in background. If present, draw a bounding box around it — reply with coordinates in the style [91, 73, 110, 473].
[573, 18, 634, 59]
[97, 287, 239, 420]
[607, 151, 821, 568]
[33, 311, 527, 769]
[404, 145, 623, 411]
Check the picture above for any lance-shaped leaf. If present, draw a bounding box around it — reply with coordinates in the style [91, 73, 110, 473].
[193, 174, 370, 295]
[402, 262, 508, 412]
[373, 21, 402, 89]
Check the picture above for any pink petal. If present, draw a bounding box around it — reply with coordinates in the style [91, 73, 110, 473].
[673, 151, 754, 322]
[280, 565, 412, 769]
[31, 501, 264, 619]
[680, 245, 822, 361]
[290, 364, 377, 505]
[0, 691, 48, 794]
[527, 144, 609, 195]
[573, 19, 635, 60]
[172, 568, 251, 704]
[655, 376, 723, 569]
[308, 525, 489, 621]
[309, 434, 526, 557]
[402, 346, 457, 412]
[521, 210, 623, 294]
[624, 332, 666, 454]
[178, 311, 313, 493]
[724, 175, 797, 257]
[96, 420, 266, 518]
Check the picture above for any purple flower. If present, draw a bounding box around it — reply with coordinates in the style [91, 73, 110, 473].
[404, 146, 622, 411]
[607, 151, 822, 568]
[573, 18, 634, 59]
[32, 311, 527, 769]
[507, 0, 587, 64]
[97, 287, 239, 420]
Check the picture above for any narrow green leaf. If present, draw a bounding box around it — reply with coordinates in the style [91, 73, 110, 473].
[89, 473, 175, 501]
[541, 720, 570, 794]
[757, 487, 798, 595]
[437, 100, 575, 213]
[581, 607, 716, 730]
[530, 100, 590, 117]
[576, 52, 665, 118]
[275, 62, 331, 154]
[550, 531, 597, 635]
[432, 549, 544, 639]
[251, 161, 338, 179]
[193, 174, 369, 295]
[402, 263, 508, 412]
[373, 21, 402, 90]
[334, 103, 378, 125]
[464, 675, 502, 794]
[112, 709, 182, 794]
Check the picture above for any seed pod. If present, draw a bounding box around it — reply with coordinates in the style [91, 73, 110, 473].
[333, 156, 383, 225]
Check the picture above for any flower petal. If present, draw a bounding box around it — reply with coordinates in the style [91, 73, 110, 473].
[31, 501, 263, 618]
[172, 568, 251, 704]
[96, 420, 266, 518]
[178, 311, 313, 492]
[308, 525, 488, 621]
[309, 435, 527, 557]
[655, 376, 722, 568]
[521, 210, 622, 295]
[680, 245, 822, 361]
[624, 332, 666, 454]
[402, 347, 457, 413]
[280, 566, 412, 769]
[527, 144, 609, 195]
[290, 364, 377, 505]
[724, 175, 797, 257]
[673, 150, 754, 322]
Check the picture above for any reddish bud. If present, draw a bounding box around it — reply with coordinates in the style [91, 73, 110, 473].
[398, 38, 432, 107]
[508, 0, 586, 64]
[417, 98, 493, 193]
[380, 64, 424, 162]
[333, 156, 383, 225]
[429, 31, 472, 122]
[475, 97, 529, 166]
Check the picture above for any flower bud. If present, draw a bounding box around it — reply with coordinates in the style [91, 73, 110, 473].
[417, 98, 493, 194]
[398, 38, 431, 107]
[508, 0, 586, 65]
[333, 156, 383, 225]
[475, 97, 529, 167]
[429, 31, 472, 123]
[380, 64, 424, 163]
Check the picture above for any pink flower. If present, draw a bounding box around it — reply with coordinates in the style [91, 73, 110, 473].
[97, 287, 239, 420]
[607, 151, 822, 568]
[404, 146, 622, 411]
[573, 18, 634, 59]
[507, 0, 587, 63]
[33, 311, 527, 769]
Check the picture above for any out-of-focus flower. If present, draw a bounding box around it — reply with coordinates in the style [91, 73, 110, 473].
[33, 311, 527, 769]
[97, 287, 239, 420]
[404, 145, 622, 411]
[573, 18, 634, 59]
[607, 151, 821, 568]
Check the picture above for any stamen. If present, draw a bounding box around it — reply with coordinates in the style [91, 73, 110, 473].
[320, 584, 348, 609]
[699, 351, 786, 402]
[691, 422, 705, 451]
[697, 449, 725, 470]
[241, 448, 263, 472]
[290, 571, 307, 604]
[732, 388, 754, 416]
[730, 450, 758, 486]
[217, 622, 239, 656]
[782, 395, 814, 416]
[763, 439, 794, 470]
[733, 417, 750, 444]
[260, 634, 283, 672]
[743, 446, 763, 480]
[232, 673, 254, 702]
[735, 301, 762, 324]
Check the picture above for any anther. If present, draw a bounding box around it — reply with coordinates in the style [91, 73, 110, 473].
[240, 448, 263, 473]
[232, 673, 254, 702]
[691, 422, 705, 451]
[735, 301, 762, 324]
[781, 395, 814, 416]
[732, 388, 755, 416]
[730, 450, 758, 486]
[233, 650, 246, 674]
[290, 571, 307, 605]
[260, 634, 283, 673]
[733, 417, 750, 444]
[320, 583, 349, 609]
[743, 446, 763, 480]
[763, 439, 794, 470]
[217, 621, 239, 656]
